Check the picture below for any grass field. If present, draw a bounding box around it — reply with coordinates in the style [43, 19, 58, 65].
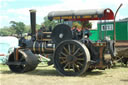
[0, 64, 128, 85]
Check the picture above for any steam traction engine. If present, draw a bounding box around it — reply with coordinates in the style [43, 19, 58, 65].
[7, 8, 117, 76]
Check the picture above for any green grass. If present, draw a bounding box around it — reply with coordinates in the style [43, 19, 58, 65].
[0, 64, 8, 67]
[0, 64, 8, 71]
[0, 63, 128, 85]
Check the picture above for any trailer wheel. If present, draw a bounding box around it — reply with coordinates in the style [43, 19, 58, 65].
[7, 49, 38, 73]
[54, 40, 90, 76]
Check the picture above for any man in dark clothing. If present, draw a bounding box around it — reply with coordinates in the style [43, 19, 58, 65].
[37, 24, 46, 40]
[72, 26, 78, 39]
[84, 27, 91, 38]
[81, 21, 92, 38]
[48, 26, 52, 32]
[40, 24, 46, 32]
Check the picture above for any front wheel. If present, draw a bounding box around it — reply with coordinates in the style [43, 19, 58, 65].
[7, 49, 38, 73]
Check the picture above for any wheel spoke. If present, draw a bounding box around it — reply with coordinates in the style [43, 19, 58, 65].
[72, 45, 75, 53]
[63, 63, 69, 69]
[60, 52, 68, 57]
[63, 47, 69, 55]
[68, 63, 71, 71]
[68, 44, 71, 55]
[77, 58, 84, 61]
[73, 48, 80, 56]
[59, 57, 66, 60]
[77, 52, 84, 56]
[77, 62, 83, 67]
[74, 63, 80, 71]
[72, 63, 75, 72]
[60, 60, 67, 64]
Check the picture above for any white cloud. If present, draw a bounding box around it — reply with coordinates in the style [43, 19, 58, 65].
[32, 0, 102, 21]
[0, 16, 11, 27]
[1, 0, 128, 27]
[0, 15, 30, 27]
[35, 0, 128, 18]
[7, 8, 30, 16]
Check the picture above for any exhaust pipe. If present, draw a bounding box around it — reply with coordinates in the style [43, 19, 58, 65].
[29, 9, 36, 36]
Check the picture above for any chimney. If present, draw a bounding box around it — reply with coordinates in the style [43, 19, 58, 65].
[29, 9, 36, 36]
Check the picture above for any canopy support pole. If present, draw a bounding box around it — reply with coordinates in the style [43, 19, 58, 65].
[114, 3, 123, 41]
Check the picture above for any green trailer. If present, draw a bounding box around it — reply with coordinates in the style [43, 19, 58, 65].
[116, 20, 128, 41]
[89, 29, 98, 42]
[97, 20, 128, 41]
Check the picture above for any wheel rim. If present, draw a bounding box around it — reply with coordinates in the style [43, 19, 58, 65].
[54, 40, 90, 76]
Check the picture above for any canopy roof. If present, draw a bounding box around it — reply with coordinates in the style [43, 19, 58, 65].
[48, 8, 114, 21]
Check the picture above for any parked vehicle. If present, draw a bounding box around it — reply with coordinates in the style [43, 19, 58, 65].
[6, 4, 123, 76]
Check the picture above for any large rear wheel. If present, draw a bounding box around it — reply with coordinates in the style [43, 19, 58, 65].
[54, 40, 90, 76]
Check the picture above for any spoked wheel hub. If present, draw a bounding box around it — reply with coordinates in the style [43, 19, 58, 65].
[54, 40, 90, 76]
[66, 55, 76, 62]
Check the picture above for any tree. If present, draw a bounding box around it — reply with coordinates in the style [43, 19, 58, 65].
[43, 17, 57, 30]
[10, 21, 26, 34]
[0, 26, 15, 36]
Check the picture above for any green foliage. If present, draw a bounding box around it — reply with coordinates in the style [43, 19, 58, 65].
[10, 21, 26, 34]
[86, 23, 92, 28]
[0, 17, 57, 36]
[43, 17, 57, 30]
[36, 24, 41, 30]
[0, 26, 15, 36]
[82, 21, 92, 28]
[25, 25, 31, 33]
[25, 24, 41, 33]
[0, 21, 31, 36]
[72, 22, 82, 28]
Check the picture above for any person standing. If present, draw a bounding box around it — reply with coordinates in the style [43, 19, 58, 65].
[72, 26, 79, 39]
[40, 24, 46, 32]
[81, 21, 92, 38]
[37, 24, 46, 40]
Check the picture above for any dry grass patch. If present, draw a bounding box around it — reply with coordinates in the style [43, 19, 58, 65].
[0, 64, 128, 85]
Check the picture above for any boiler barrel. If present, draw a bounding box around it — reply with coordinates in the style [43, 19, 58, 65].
[30, 41, 55, 54]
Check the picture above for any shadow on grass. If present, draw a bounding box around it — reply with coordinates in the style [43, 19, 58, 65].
[82, 70, 105, 77]
[120, 79, 128, 82]
[111, 64, 128, 69]
[26, 69, 60, 76]
[1, 70, 13, 74]
[1, 64, 105, 77]
[1, 69, 60, 76]
[1, 69, 105, 77]
[0, 67, 60, 76]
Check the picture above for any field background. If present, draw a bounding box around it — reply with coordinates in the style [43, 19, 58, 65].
[0, 64, 128, 85]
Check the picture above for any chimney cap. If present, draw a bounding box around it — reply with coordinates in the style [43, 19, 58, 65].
[29, 9, 36, 12]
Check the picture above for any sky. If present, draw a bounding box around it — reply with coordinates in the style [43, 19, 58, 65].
[0, 0, 128, 28]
